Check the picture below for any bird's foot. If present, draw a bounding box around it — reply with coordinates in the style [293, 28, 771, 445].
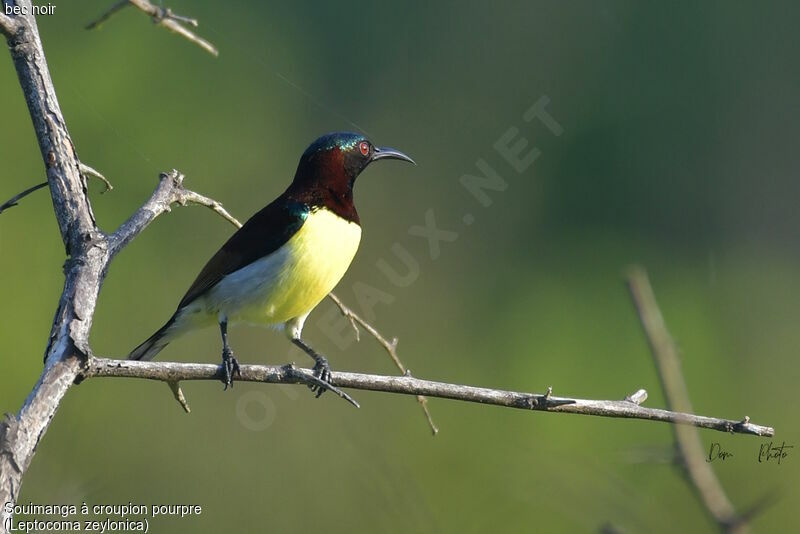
[221, 347, 241, 390]
[282, 362, 359, 408]
[289, 338, 359, 407]
[309, 355, 332, 397]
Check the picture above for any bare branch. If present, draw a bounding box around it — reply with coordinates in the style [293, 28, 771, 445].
[327, 292, 439, 435]
[84, 357, 774, 437]
[0, 181, 48, 215]
[5, 4, 96, 248]
[627, 267, 756, 532]
[86, 0, 219, 57]
[0, 166, 111, 216]
[328, 293, 402, 369]
[84, 0, 128, 29]
[176, 189, 242, 229]
[0, 10, 18, 37]
[0, 167, 242, 518]
[736, 489, 781, 529]
[155, 17, 218, 57]
[1, 2, 107, 517]
[330, 292, 362, 341]
[108, 169, 240, 256]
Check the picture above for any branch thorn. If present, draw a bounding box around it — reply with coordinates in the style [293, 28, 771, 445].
[168, 381, 191, 413]
[625, 389, 648, 405]
[79, 162, 113, 193]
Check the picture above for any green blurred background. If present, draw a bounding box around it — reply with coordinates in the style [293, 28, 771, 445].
[2, 1, 798, 532]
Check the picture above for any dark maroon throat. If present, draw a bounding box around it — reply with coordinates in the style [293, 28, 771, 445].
[287, 180, 360, 225]
[316, 185, 359, 225]
[288, 146, 362, 224]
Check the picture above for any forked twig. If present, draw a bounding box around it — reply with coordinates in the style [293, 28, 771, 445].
[86, 0, 219, 57]
[328, 292, 439, 435]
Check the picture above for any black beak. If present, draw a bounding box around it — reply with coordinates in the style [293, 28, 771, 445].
[371, 146, 416, 165]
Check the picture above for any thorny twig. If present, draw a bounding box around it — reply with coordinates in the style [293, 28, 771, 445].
[85, 357, 774, 437]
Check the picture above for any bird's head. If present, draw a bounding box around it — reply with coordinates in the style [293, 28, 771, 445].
[291, 132, 415, 192]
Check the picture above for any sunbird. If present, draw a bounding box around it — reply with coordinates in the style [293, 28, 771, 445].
[129, 132, 415, 401]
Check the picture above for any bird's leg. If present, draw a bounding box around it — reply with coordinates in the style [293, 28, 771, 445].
[291, 337, 333, 397]
[219, 319, 241, 389]
[284, 337, 358, 407]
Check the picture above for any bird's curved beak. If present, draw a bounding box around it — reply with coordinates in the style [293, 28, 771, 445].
[371, 146, 416, 165]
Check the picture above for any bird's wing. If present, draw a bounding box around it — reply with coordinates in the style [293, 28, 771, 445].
[177, 196, 309, 309]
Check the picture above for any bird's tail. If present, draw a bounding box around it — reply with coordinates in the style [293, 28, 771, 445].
[128, 316, 177, 361]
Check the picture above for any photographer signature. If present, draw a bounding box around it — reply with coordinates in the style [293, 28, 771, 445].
[706, 442, 734, 462]
[704, 441, 792, 464]
[758, 441, 793, 465]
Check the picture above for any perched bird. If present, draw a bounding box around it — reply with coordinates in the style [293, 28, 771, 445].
[129, 132, 414, 401]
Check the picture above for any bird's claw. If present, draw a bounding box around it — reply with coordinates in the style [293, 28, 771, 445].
[283, 361, 359, 408]
[221, 347, 241, 390]
[308, 356, 332, 398]
[287, 338, 359, 407]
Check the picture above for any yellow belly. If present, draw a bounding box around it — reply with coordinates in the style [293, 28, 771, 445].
[206, 208, 361, 325]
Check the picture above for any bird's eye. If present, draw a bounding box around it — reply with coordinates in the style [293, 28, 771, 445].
[359, 141, 370, 156]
